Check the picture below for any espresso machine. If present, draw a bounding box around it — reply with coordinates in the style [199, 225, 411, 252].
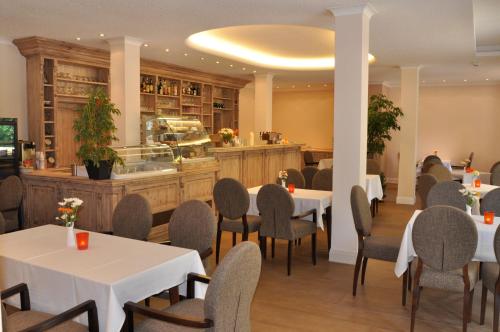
[18, 140, 36, 168]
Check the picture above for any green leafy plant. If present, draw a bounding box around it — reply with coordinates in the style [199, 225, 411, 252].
[367, 94, 403, 156]
[74, 88, 123, 167]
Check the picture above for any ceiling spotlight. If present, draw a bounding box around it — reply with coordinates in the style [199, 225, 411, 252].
[216, 61, 220, 64]
[165, 48, 170, 52]
[99, 33, 105, 38]
[184, 53, 188, 56]
[486, 78, 490, 81]
[292, 85, 296, 88]
[276, 86, 280, 89]
[242, 67, 246, 71]
[253, 70, 257, 73]
[307, 84, 311, 88]
[143, 44, 149, 47]
[229, 64, 234, 67]
[442, 80, 446, 83]
[201, 57, 205, 60]
[463, 79, 468, 82]
[76, 37, 81, 41]
[323, 84, 327, 87]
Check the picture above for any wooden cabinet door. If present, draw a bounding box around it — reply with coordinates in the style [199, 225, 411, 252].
[55, 105, 80, 167]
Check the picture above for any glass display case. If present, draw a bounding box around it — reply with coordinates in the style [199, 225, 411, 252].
[111, 145, 177, 179]
[143, 116, 214, 165]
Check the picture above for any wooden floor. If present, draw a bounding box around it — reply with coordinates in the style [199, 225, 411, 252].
[149, 184, 495, 331]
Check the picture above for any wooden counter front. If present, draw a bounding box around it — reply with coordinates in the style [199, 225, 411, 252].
[21, 161, 219, 232]
[209, 144, 303, 187]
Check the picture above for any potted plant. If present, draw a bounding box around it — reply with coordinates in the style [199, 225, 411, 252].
[74, 88, 123, 180]
[218, 128, 234, 147]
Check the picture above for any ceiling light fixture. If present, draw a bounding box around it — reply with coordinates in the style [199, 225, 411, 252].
[307, 84, 311, 88]
[165, 48, 170, 52]
[99, 33, 105, 38]
[242, 67, 246, 71]
[184, 53, 188, 56]
[486, 78, 490, 81]
[229, 64, 234, 67]
[216, 61, 220, 64]
[201, 57, 205, 60]
[253, 70, 257, 73]
[276, 86, 280, 89]
[144, 44, 149, 47]
[291, 85, 296, 88]
[323, 84, 327, 87]
[187, 32, 375, 70]
[463, 79, 468, 82]
[442, 80, 446, 83]
[76, 37, 81, 41]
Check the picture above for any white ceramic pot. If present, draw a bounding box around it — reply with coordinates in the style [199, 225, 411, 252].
[66, 224, 76, 248]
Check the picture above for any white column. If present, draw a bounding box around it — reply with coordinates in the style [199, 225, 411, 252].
[329, 3, 375, 264]
[253, 73, 273, 133]
[396, 66, 420, 204]
[108, 36, 142, 146]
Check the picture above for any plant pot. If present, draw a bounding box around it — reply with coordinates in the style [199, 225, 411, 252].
[66, 223, 76, 248]
[84, 160, 114, 180]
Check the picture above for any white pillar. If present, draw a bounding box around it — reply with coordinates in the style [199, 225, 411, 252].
[253, 73, 273, 133]
[108, 36, 142, 146]
[396, 66, 420, 204]
[329, 3, 375, 264]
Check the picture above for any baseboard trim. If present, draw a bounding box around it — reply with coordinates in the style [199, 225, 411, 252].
[329, 249, 357, 265]
[396, 196, 416, 205]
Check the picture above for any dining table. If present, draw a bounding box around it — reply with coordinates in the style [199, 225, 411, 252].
[0, 225, 207, 332]
[317, 158, 333, 170]
[464, 183, 499, 199]
[395, 210, 500, 277]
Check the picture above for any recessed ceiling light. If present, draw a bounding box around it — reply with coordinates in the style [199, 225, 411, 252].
[242, 67, 246, 71]
[184, 53, 188, 56]
[201, 57, 205, 60]
[307, 84, 311, 88]
[463, 79, 468, 82]
[143, 44, 149, 47]
[323, 84, 327, 87]
[486, 78, 490, 81]
[442, 79, 446, 83]
[99, 33, 105, 38]
[276, 86, 280, 89]
[253, 70, 257, 73]
[292, 85, 296, 88]
[229, 64, 234, 67]
[76, 37, 81, 41]
[216, 61, 220, 64]
[165, 48, 170, 52]
[421, 80, 425, 83]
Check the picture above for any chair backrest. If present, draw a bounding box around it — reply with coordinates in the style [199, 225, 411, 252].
[112, 194, 152, 240]
[0, 175, 23, 213]
[169, 200, 215, 255]
[256, 184, 295, 239]
[480, 188, 500, 216]
[204, 241, 261, 331]
[412, 206, 477, 272]
[492, 172, 500, 186]
[490, 161, 500, 174]
[494, 226, 500, 264]
[421, 157, 442, 174]
[213, 178, 249, 220]
[0, 212, 5, 235]
[427, 181, 466, 211]
[277, 168, 305, 189]
[350, 185, 372, 237]
[312, 169, 332, 191]
[417, 174, 438, 209]
[366, 159, 381, 175]
[301, 166, 319, 190]
[304, 151, 315, 164]
[423, 155, 442, 165]
[427, 164, 452, 182]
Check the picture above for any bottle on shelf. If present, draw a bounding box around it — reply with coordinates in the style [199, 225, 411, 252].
[173, 84, 178, 96]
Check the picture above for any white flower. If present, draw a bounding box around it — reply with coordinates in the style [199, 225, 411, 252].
[61, 214, 67, 220]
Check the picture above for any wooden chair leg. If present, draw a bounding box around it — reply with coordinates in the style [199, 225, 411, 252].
[169, 286, 180, 305]
[352, 251, 363, 296]
[215, 228, 222, 264]
[243, 230, 248, 241]
[494, 290, 500, 332]
[463, 286, 471, 332]
[480, 285, 487, 325]
[144, 297, 150, 307]
[408, 262, 412, 291]
[311, 233, 317, 265]
[410, 286, 422, 332]
[232, 233, 236, 246]
[469, 289, 474, 323]
[262, 236, 267, 259]
[298, 238, 302, 246]
[402, 270, 408, 306]
[272, 238, 275, 258]
[287, 240, 292, 276]
[361, 257, 368, 285]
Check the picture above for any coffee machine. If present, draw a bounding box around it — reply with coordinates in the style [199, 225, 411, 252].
[18, 140, 36, 168]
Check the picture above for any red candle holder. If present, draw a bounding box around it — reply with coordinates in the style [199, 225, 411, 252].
[484, 211, 495, 225]
[76, 232, 89, 250]
[474, 178, 481, 188]
[288, 183, 295, 194]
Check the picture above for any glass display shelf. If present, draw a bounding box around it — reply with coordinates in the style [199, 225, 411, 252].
[111, 145, 177, 179]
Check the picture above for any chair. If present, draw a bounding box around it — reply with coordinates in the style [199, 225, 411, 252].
[423, 155, 442, 165]
[1, 283, 98, 332]
[491, 162, 500, 186]
[276, 168, 305, 189]
[427, 181, 466, 211]
[257, 184, 317, 276]
[112, 194, 152, 241]
[491, 161, 500, 174]
[312, 168, 333, 250]
[480, 188, 500, 216]
[213, 178, 261, 264]
[479, 225, 500, 331]
[301, 166, 319, 190]
[410, 206, 478, 332]
[350, 186, 408, 305]
[421, 157, 442, 174]
[0, 212, 5, 235]
[466, 152, 474, 168]
[303, 151, 318, 167]
[428, 163, 453, 182]
[124, 242, 262, 332]
[366, 159, 382, 175]
[0, 175, 23, 232]
[417, 174, 438, 209]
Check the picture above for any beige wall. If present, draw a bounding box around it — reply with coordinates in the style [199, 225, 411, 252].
[238, 83, 255, 141]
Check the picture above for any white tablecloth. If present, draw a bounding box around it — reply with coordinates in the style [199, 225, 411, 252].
[247, 186, 331, 230]
[318, 158, 333, 170]
[0, 225, 206, 332]
[395, 210, 500, 277]
[464, 183, 499, 199]
[366, 174, 383, 202]
[451, 170, 491, 184]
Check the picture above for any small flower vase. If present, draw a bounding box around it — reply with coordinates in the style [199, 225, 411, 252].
[222, 141, 231, 148]
[466, 205, 472, 216]
[281, 179, 286, 188]
[66, 223, 76, 248]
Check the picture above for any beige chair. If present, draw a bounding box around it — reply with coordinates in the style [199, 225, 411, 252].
[411, 206, 478, 332]
[276, 168, 306, 189]
[301, 166, 319, 190]
[111, 194, 152, 241]
[124, 242, 262, 331]
[312, 169, 332, 250]
[422, 155, 442, 174]
[0, 175, 23, 232]
[417, 174, 438, 209]
[428, 163, 453, 182]
[479, 225, 500, 331]
[1, 283, 98, 331]
[350, 185, 408, 305]
[427, 181, 466, 211]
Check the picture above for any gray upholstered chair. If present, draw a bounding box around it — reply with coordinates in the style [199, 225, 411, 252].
[350, 186, 408, 305]
[480, 188, 500, 216]
[479, 225, 500, 330]
[492, 172, 500, 186]
[303, 150, 318, 167]
[428, 163, 453, 182]
[169, 200, 215, 260]
[276, 168, 305, 189]
[417, 174, 438, 209]
[422, 157, 442, 174]
[112, 194, 152, 241]
[257, 184, 317, 276]
[366, 159, 382, 175]
[124, 242, 262, 332]
[427, 181, 466, 211]
[312, 168, 332, 250]
[0, 212, 5, 235]
[213, 178, 261, 264]
[301, 166, 319, 190]
[410, 206, 478, 332]
[490, 161, 500, 175]
[423, 155, 442, 165]
[2, 283, 98, 331]
[0, 175, 23, 232]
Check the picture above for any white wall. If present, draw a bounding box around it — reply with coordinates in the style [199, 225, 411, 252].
[238, 82, 255, 141]
[0, 38, 27, 139]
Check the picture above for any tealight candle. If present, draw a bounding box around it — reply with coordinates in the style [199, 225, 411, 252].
[484, 211, 495, 225]
[288, 183, 295, 194]
[474, 178, 481, 188]
[76, 232, 89, 250]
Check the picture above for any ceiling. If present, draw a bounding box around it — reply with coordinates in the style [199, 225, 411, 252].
[1, 0, 499, 88]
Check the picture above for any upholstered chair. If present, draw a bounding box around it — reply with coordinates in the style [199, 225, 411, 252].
[112, 194, 152, 241]
[422, 157, 442, 174]
[423, 155, 442, 165]
[124, 242, 262, 332]
[257, 184, 317, 275]
[1, 283, 98, 331]
[350, 185, 408, 305]
[276, 168, 305, 189]
[312, 168, 332, 250]
[301, 166, 319, 190]
[480, 188, 500, 216]
[410, 206, 478, 332]
[479, 225, 500, 331]
[366, 159, 382, 175]
[427, 181, 467, 211]
[428, 164, 453, 182]
[0, 212, 5, 235]
[491, 161, 500, 174]
[0, 175, 23, 232]
[491, 161, 500, 186]
[303, 150, 318, 167]
[417, 174, 438, 209]
[213, 178, 261, 264]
